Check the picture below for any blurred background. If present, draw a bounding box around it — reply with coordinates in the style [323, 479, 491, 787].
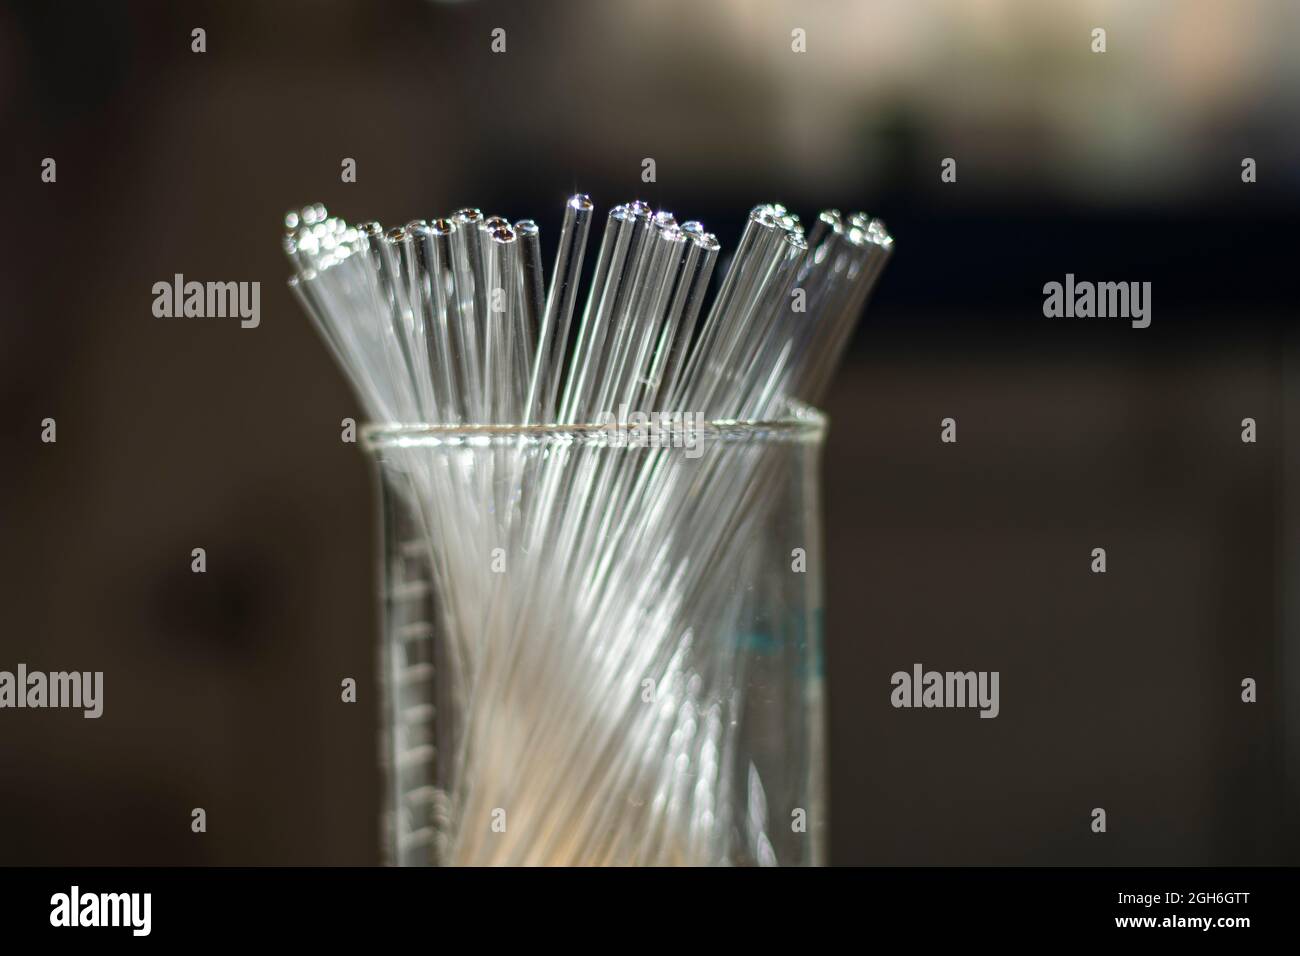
[0, 0, 1297, 864]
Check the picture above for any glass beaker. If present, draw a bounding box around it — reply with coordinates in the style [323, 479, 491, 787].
[363, 405, 827, 866]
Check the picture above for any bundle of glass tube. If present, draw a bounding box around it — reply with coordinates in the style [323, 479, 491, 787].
[284, 196, 892, 864]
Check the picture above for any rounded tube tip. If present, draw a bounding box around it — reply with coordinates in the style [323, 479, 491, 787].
[694, 232, 721, 252]
[817, 210, 844, 232]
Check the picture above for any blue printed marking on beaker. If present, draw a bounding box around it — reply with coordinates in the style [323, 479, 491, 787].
[735, 606, 824, 678]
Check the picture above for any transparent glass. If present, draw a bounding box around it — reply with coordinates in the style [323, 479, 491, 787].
[363, 405, 828, 866]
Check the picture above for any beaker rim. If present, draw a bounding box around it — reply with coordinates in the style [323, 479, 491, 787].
[361, 402, 827, 450]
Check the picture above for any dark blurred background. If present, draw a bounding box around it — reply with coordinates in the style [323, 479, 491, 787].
[1, 0, 1297, 865]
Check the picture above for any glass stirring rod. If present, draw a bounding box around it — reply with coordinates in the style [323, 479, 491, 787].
[524, 194, 593, 425]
